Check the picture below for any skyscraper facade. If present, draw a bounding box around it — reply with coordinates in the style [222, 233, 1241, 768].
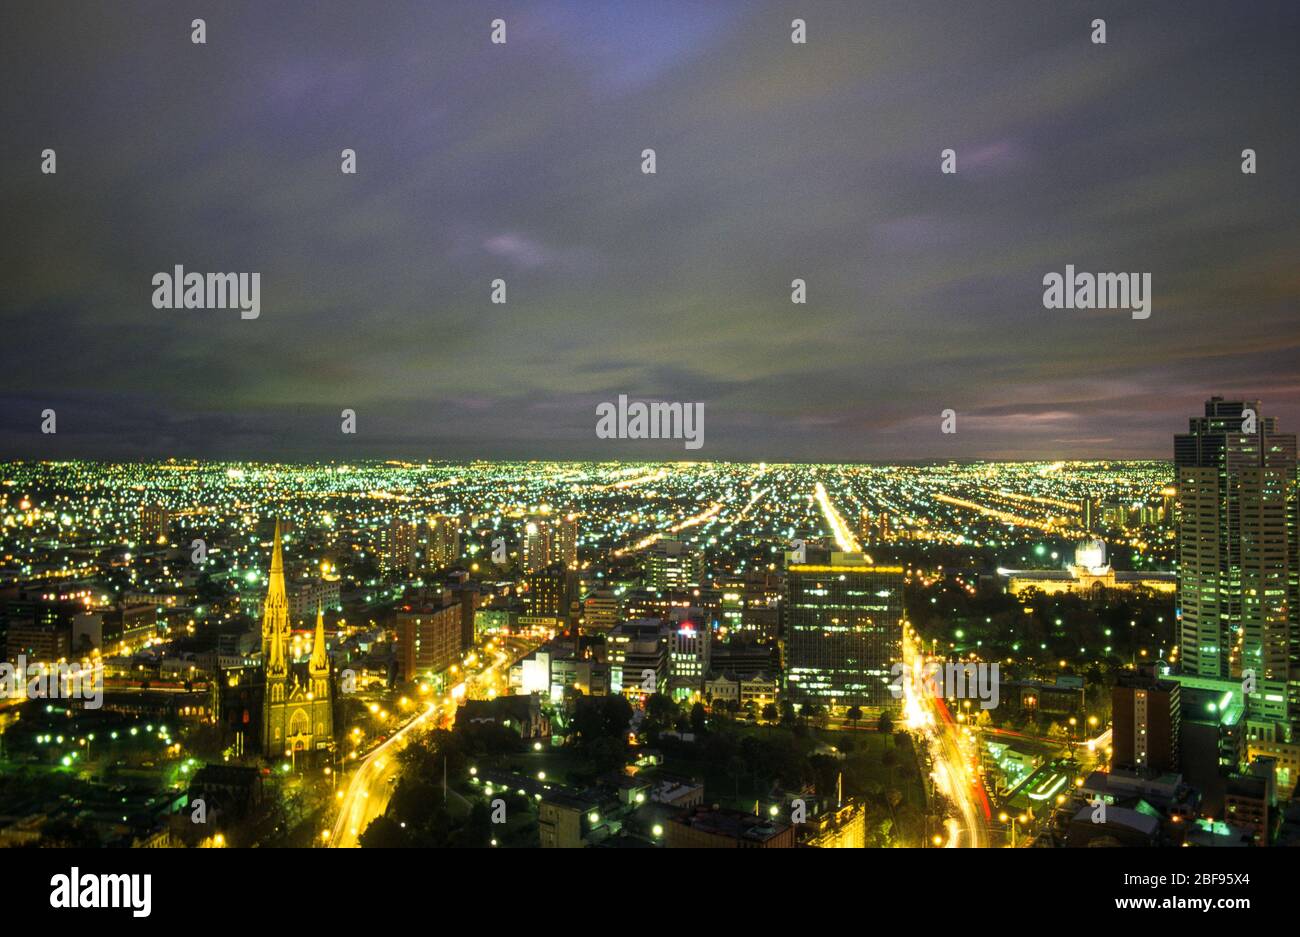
[424, 514, 461, 570]
[555, 513, 579, 569]
[783, 551, 904, 708]
[521, 515, 552, 573]
[1175, 397, 1299, 742]
[523, 562, 576, 628]
[379, 518, 417, 576]
[138, 501, 169, 546]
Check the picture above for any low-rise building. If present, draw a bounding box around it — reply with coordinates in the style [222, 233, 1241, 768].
[666, 806, 794, 848]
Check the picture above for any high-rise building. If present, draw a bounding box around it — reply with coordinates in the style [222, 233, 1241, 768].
[1224, 757, 1277, 845]
[424, 514, 461, 570]
[783, 550, 904, 708]
[518, 511, 577, 573]
[608, 619, 669, 697]
[1112, 665, 1181, 775]
[555, 513, 579, 569]
[138, 502, 169, 546]
[1175, 397, 1298, 742]
[379, 518, 418, 576]
[397, 592, 462, 680]
[261, 520, 334, 758]
[643, 538, 703, 592]
[1102, 502, 1129, 529]
[582, 589, 621, 632]
[523, 562, 576, 628]
[1080, 497, 1099, 533]
[856, 509, 872, 544]
[521, 515, 552, 573]
[667, 613, 711, 698]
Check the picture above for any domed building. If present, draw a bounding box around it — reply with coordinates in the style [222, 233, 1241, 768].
[1003, 538, 1175, 598]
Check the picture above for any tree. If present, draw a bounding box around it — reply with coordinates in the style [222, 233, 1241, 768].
[877, 710, 894, 734]
[587, 735, 627, 773]
[779, 700, 797, 726]
[644, 693, 679, 735]
[761, 702, 779, 724]
[571, 694, 633, 744]
[451, 801, 492, 848]
[359, 815, 410, 848]
[809, 754, 840, 801]
[690, 701, 708, 734]
[885, 787, 904, 824]
[805, 702, 824, 718]
[847, 705, 863, 729]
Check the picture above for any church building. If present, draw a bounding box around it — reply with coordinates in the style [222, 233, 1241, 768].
[261, 519, 334, 758]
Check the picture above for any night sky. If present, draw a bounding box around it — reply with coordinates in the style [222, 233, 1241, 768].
[1, 1, 1297, 462]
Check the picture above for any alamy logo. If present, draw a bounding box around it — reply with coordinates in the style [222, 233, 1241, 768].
[889, 660, 1000, 710]
[152, 265, 260, 319]
[1042, 265, 1150, 319]
[0, 656, 102, 709]
[50, 868, 151, 917]
[595, 394, 703, 450]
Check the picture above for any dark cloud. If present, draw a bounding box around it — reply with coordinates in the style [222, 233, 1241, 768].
[1, 0, 1297, 460]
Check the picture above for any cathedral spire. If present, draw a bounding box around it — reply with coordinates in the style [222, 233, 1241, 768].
[267, 613, 287, 675]
[261, 518, 290, 659]
[268, 518, 285, 593]
[310, 604, 329, 674]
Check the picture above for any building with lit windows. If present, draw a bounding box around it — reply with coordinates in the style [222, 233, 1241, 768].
[1175, 397, 1298, 742]
[138, 501, 169, 546]
[783, 550, 903, 708]
[521, 515, 552, 573]
[423, 514, 461, 570]
[804, 801, 866, 848]
[1112, 664, 1181, 775]
[582, 589, 621, 632]
[607, 619, 668, 697]
[667, 617, 711, 699]
[523, 562, 576, 629]
[379, 518, 417, 576]
[642, 538, 703, 592]
[554, 513, 579, 569]
[396, 589, 462, 681]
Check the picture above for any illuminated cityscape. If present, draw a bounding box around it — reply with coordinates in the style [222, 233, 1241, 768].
[0, 3, 1293, 915]
[1, 427, 1293, 851]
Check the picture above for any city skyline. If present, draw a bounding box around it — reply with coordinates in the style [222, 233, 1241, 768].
[1, 0, 1297, 875]
[0, 397, 1294, 856]
[3, 1, 1298, 461]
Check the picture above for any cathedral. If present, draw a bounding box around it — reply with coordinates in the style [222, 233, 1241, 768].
[260, 519, 334, 759]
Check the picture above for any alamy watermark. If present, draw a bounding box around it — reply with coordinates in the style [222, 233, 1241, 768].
[49, 868, 150, 917]
[0, 656, 103, 709]
[1042, 265, 1150, 319]
[890, 660, 1000, 710]
[595, 394, 703, 450]
[152, 265, 260, 319]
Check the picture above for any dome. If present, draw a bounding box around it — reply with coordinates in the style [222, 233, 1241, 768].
[1074, 539, 1108, 573]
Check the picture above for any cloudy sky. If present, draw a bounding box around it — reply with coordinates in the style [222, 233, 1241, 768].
[1, 0, 1296, 461]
